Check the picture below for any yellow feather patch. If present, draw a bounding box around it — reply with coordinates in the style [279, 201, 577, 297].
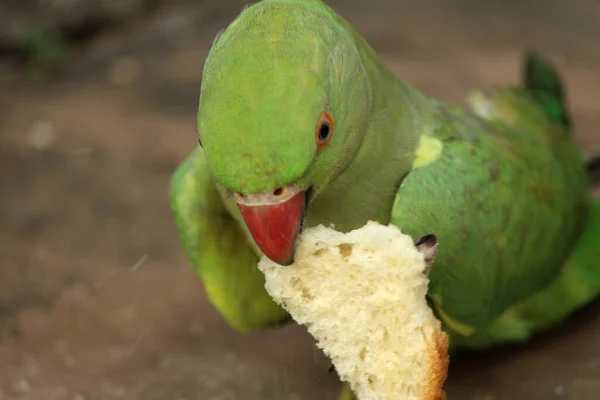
[203, 281, 248, 332]
[412, 135, 443, 169]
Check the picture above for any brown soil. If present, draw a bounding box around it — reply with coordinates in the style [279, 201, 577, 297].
[0, 1, 599, 399]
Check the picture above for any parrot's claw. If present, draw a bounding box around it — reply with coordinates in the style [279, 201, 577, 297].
[415, 233, 437, 247]
[415, 234, 439, 275]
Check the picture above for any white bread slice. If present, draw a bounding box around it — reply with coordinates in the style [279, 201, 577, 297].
[257, 221, 448, 400]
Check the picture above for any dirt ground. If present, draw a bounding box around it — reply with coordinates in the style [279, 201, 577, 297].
[0, 0, 599, 399]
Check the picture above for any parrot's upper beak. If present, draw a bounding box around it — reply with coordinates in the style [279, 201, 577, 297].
[234, 185, 309, 266]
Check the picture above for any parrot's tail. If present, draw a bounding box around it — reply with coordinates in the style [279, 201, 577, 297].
[522, 51, 571, 127]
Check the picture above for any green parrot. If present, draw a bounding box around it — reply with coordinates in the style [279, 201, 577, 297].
[169, 0, 600, 397]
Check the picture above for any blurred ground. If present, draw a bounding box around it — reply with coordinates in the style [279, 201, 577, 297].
[0, 0, 599, 399]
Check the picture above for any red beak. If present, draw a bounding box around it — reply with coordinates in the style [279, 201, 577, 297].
[235, 188, 307, 266]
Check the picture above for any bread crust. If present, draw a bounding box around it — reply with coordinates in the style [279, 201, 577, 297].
[423, 329, 449, 400]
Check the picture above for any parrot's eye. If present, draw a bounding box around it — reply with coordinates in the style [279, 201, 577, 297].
[316, 111, 334, 151]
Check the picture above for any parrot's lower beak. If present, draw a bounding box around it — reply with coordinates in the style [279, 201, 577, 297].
[234, 186, 309, 266]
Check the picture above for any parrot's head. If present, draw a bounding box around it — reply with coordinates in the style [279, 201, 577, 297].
[197, 1, 371, 265]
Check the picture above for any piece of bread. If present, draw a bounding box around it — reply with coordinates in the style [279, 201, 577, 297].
[257, 221, 448, 400]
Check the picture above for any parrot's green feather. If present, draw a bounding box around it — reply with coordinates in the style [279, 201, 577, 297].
[433, 53, 596, 348]
[169, 2, 600, 397]
[524, 52, 565, 99]
[392, 95, 588, 332]
[523, 51, 570, 126]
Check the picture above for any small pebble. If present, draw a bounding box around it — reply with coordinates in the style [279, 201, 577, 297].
[554, 384, 565, 395]
[15, 379, 31, 393]
[28, 120, 56, 150]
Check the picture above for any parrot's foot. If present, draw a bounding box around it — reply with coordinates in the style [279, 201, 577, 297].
[336, 383, 357, 400]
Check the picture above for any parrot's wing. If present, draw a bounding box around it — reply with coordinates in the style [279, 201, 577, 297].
[169, 146, 288, 331]
[390, 106, 589, 346]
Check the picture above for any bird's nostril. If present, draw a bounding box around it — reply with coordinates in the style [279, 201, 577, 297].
[273, 187, 284, 196]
